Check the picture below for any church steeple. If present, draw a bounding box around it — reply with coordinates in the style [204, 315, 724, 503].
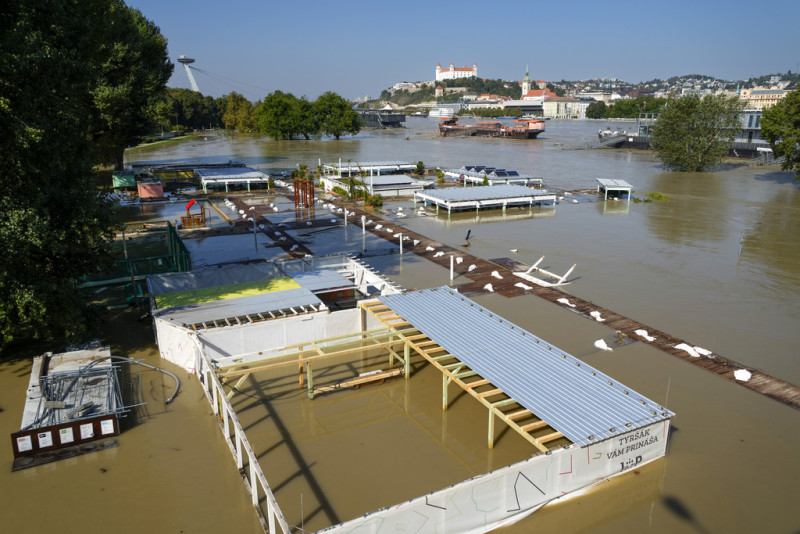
[522, 64, 531, 95]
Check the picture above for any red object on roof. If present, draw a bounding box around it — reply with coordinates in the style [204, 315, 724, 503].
[185, 198, 196, 210]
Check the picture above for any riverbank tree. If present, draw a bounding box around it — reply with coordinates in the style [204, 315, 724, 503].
[0, 0, 170, 347]
[651, 94, 745, 171]
[255, 91, 360, 140]
[761, 87, 800, 178]
[90, 3, 173, 170]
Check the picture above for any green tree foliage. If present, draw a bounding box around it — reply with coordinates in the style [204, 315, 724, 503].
[0, 0, 152, 346]
[440, 78, 520, 99]
[167, 88, 222, 130]
[761, 88, 800, 178]
[89, 2, 173, 170]
[221, 92, 256, 132]
[314, 92, 361, 140]
[651, 94, 745, 171]
[255, 91, 318, 140]
[585, 101, 607, 119]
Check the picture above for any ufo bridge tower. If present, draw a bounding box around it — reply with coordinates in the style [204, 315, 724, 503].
[177, 55, 200, 93]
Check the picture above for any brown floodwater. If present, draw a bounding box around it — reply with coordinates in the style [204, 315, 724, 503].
[2, 120, 798, 533]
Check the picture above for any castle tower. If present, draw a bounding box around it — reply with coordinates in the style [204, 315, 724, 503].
[436, 62, 441, 80]
[522, 64, 531, 95]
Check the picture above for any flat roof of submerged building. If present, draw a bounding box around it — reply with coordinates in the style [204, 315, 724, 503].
[378, 287, 674, 447]
[416, 184, 555, 211]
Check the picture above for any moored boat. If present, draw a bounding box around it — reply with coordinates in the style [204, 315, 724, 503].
[500, 118, 546, 139]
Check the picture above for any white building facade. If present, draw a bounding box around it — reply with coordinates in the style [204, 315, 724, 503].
[436, 62, 477, 82]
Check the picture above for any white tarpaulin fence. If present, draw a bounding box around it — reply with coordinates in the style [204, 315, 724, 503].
[318, 420, 669, 533]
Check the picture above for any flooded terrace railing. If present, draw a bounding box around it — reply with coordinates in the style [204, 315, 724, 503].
[193, 336, 290, 534]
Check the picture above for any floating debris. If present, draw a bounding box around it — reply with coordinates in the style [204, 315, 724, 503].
[675, 343, 700, 358]
[635, 329, 656, 341]
[734, 369, 752, 382]
[557, 298, 576, 308]
[594, 339, 613, 351]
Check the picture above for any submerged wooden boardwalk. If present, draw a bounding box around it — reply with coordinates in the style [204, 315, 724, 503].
[330, 204, 800, 412]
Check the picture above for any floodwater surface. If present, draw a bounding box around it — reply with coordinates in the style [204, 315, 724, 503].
[1, 120, 798, 533]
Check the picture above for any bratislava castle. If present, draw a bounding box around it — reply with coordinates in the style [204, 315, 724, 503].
[435, 62, 478, 82]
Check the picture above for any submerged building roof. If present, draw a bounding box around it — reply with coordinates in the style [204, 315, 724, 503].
[597, 178, 633, 190]
[378, 287, 673, 447]
[416, 184, 554, 207]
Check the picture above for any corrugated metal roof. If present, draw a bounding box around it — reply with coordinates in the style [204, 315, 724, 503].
[362, 175, 416, 186]
[196, 167, 269, 180]
[157, 287, 322, 326]
[597, 178, 633, 189]
[418, 185, 550, 203]
[289, 270, 354, 293]
[379, 287, 673, 447]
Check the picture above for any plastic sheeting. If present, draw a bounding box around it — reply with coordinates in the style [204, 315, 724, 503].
[148, 263, 283, 297]
[319, 420, 670, 533]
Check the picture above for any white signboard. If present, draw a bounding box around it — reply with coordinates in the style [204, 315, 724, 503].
[37, 431, 53, 448]
[100, 419, 115, 435]
[80, 423, 94, 440]
[16, 435, 33, 453]
[59, 427, 74, 444]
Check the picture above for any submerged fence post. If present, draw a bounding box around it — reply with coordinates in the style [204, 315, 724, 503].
[450, 255, 454, 281]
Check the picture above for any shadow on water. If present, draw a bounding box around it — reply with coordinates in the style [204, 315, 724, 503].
[662, 495, 712, 534]
[752, 170, 800, 185]
[245, 375, 342, 529]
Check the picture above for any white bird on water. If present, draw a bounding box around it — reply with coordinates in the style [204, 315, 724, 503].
[510, 249, 518, 253]
[433, 251, 444, 257]
[413, 239, 419, 246]
[456, 257, 463, 264]
[594, 339, 613, 351]
[426, 246, 435, 252]
[468, 264, 477, 272]
[375, 224, 383, 230]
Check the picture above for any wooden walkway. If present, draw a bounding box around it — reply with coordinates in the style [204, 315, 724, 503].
[329, 204, 800, 412]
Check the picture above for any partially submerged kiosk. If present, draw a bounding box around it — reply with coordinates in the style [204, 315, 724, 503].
[149, 262, 673, 532]
[415, 185, 556, 216]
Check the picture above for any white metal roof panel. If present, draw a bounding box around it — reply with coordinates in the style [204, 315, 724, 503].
[418, 185, 550, 203]
[597, 178, 633, 189]
[156, 287, 322, 326]
[289, 270, 354, 293]
[379, 287, 673, 447]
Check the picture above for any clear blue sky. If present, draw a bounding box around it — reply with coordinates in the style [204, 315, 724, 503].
[127, 0, 800, 101]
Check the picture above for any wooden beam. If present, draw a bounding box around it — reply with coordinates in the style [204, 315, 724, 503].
[535, 431, 564, 445]
[519, 420, 549, 433]
[465, 378, 490, 389]
[505, 409, 532, 421]
[477, 388, 504, 399]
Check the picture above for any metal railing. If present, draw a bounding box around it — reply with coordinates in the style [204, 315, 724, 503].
[194, 337, 290, 534]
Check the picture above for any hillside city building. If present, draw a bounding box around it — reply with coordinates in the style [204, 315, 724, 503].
[435, 61, 477, 82]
